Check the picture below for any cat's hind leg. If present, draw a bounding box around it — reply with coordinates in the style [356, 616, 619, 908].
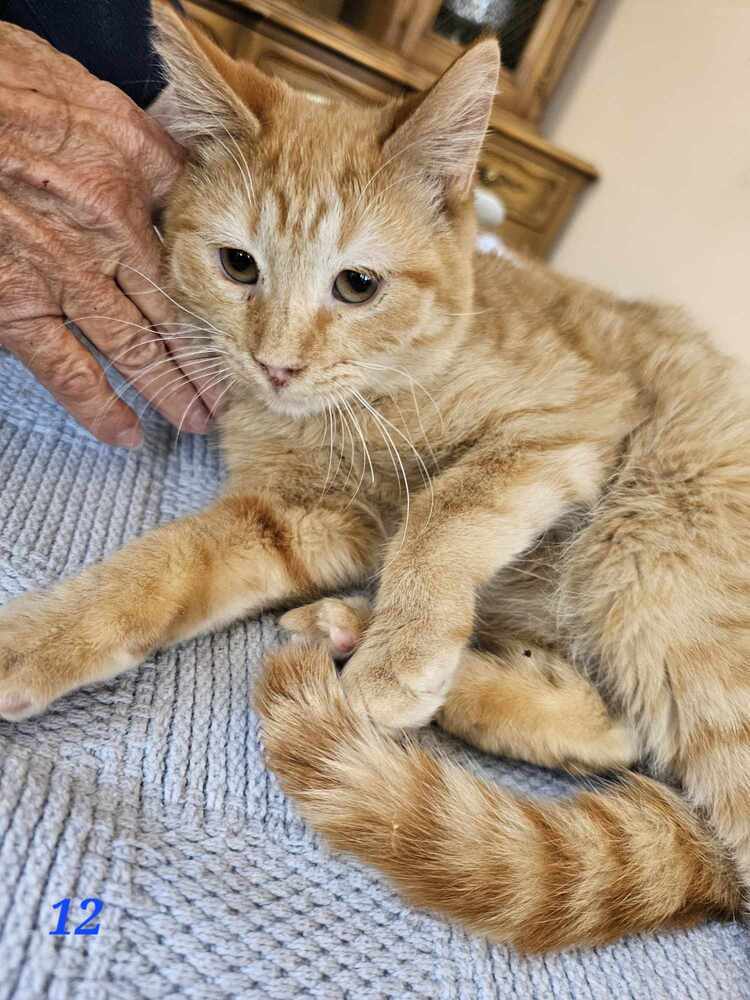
[438, 642, 638, 772]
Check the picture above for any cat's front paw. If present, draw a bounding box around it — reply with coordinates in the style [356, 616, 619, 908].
[0, 595, 90, 722]
[341, 640, 457, 731]
[0, 604, 54, 721]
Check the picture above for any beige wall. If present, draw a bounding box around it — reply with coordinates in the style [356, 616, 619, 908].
[545, 0, 750, 361]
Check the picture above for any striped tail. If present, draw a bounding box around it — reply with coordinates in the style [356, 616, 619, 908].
[255, 643, 741, 952]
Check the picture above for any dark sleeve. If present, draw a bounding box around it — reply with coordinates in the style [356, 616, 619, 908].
[0, 0, 185, 108]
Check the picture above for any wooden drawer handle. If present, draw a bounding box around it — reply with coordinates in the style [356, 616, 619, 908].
[479, 164, 525, 194]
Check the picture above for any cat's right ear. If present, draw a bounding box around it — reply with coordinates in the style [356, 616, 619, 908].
[382, 38, 499, 197]
[150, 3, 278, 149]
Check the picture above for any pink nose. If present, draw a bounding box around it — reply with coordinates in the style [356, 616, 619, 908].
[255, 358, 304, 389]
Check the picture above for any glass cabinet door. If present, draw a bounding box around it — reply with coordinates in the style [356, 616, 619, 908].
[266, 1, 597, 123]
[288, 0, 550, 70]
[433, 0, 547, 70]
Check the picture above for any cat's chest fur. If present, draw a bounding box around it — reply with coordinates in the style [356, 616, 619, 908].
[218, 382, 471, 509]
[218, 353, 639, 530]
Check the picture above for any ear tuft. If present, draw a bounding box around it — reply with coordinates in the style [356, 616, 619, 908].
[150, 3, 263, 148]
[383, 39, 500, 196]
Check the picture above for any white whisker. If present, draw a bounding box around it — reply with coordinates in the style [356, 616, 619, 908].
[207, 376, 236, 417]
[321, 396, 336, 496]
[214, 113, 256, 205]
[109, 261, 227, 339]
[356, 386, 434, 494]
[334, 392, 357, 490]
[133, 361, 228, 420]
[443, 309, 494, 317]
[176, 370, 234, 441]
[351, 388, 410, 542]
[331, 402, 347, 485]
[111, 348, 226, 387]
[354, 141, 430, 218]
[352, 386, 436, 544]
[338, 392, 375, 487]
[337, 392, 373, 506]
[207, 118, 255, 210]
[352, 360, 445, 432]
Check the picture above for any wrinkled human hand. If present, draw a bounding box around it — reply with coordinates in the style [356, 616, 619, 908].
[0, 22, 217, 445]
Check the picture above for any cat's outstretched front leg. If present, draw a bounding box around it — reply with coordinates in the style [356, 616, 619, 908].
[0, 494, 376, 720]
[340, 443, 607, 730]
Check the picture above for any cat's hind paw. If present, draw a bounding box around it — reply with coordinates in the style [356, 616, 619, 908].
[279, 596, 372, 660]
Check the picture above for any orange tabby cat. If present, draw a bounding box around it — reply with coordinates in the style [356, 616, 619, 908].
[1, 5, 747, 951]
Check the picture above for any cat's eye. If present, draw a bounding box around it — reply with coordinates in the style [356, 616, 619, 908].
[220, 247, 259, 285]
[333, 269, 379, 304]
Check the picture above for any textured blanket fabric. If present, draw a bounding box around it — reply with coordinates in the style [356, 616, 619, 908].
[0, 349, 748, 999]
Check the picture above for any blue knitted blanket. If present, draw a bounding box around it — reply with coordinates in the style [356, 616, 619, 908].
[1, 348, 747, 999]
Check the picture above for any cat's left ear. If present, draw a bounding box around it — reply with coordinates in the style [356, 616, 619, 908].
[150, 3, 279, 148]
[382, 39, 500, 197]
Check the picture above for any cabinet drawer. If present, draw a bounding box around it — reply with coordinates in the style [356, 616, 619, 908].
[479, 130, 590, 256]
[479, 142, 567, 234]
[234, 27, 398, 105]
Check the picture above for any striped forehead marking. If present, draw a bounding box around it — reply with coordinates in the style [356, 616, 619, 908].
[264, 184, 341, 244]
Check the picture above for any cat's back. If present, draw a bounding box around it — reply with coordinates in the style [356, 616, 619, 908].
[473, 249, 750, 449]
[473, 248, 750, 549]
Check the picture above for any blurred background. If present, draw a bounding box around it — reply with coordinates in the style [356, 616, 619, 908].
[545, 0, 750, 364]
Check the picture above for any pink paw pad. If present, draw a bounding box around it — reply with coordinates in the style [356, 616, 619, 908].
[0, 695, 33, 720]
[329, 627, 357, 657]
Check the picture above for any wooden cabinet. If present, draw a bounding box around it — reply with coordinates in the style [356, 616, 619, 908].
[184, 0, 598, 257]
[480, 123, 593, 257]
[233, 25, 402, 104]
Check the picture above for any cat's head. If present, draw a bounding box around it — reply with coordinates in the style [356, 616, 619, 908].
[152, 5, 499, 418]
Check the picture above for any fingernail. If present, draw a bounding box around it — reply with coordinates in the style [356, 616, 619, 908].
[114, 424, 143, 448]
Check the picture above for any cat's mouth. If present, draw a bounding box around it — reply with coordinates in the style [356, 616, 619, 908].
[263, 391, 326, 420]
[248, 355, 359, 420]
[248, 366, 325, 419]
[247, 356, 316, 416]
[252, 356, 306, 392]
